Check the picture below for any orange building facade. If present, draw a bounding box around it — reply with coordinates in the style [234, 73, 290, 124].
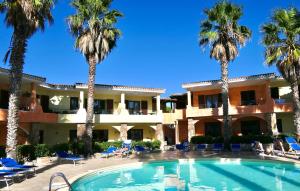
[173, 73, 295, 143]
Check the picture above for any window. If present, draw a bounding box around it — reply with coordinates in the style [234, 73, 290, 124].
[205, 122, 222, 137]
[277, 119, 283, 133]
[70, 97, 79, 110]
[94, 99, 106, 114]
[38, 130, 44, 144]
[128, 129, 143, 141]
[241, 90, 256, 105]
[241, 120, 261, 135]
[271, 87, 279, 99]
[69, 130, 77, 143]
[0, 90, 9, 109]
[40, 95, 50, 112]
[93, 130, 108, 142]
[141, 101, 148, 115]
[126, 101, 141, 115]
[84, 99, 113, 114]
[198, 94, 222, 108]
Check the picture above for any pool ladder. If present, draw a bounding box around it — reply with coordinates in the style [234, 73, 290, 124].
[49, 172, 72, 191]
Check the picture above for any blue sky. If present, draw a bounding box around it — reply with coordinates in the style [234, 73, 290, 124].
[0, 0, 299, 96]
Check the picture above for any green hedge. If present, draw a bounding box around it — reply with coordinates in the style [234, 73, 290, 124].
[230, 135, 274, 144]
[93, 141, 123, 152]
[0, 145, 6, 158]
[190, 136, 224, 144]
[35, 144, 50, 158]
[131, 140, 161, 150]
[50, 143, 69, 153]
[16, 145, 36, 163]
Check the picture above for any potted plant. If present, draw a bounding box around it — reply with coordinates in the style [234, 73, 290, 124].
[35, 144, 51, 165]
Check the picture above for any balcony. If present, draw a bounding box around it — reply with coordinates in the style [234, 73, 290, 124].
[0, 108, 58, 123]
[57, 113, 163, 124]
[163, 109, 185, 124]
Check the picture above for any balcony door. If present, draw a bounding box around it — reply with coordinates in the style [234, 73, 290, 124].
[126, 101, 141, 115]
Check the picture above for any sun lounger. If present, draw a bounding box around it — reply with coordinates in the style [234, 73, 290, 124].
[212, 143, 223, 152]
[231, 144, 241, 153]
[56, 151, 83, 166]
[134, 145, 146, 155]
[0, 170, 17, 189]
[100, 146, 117, 158]
[285, 137, 300, 155]
[0, 158, 36, 176]
[176, 141, 190, 152]
[196, 144, 206, 152]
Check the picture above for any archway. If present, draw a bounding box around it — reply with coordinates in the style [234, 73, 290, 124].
[232, 116, 268, 136]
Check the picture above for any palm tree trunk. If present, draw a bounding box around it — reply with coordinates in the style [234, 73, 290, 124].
[6, 32, 27, 159]
[220, 58, 230, 145]
[84, 55, 97, 156]
[290, 80, 300, 139]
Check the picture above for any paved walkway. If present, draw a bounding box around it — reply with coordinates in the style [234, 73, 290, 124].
[1, 151, 299, 191]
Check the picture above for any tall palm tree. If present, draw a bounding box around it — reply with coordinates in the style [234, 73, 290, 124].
[68, 0, 122, 155]
[262, 8, 300, 138]
[0, 0, 54, 158]
[199, 1, 251, 143]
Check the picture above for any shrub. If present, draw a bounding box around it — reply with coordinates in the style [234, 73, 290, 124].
[230, 135, 254, 144]
[256, 135, 274, 144]
[190, 136, 213, 144]
[152, 140, 161, 150]
[16, 144, 35, 163]
[93, 141, 122, 152]
[35, 144, 50, 158]
[51, 143, 69, 153]
[70, 141, 85, 155]
[212, 136, 224, 143]
[0, 145, 6, 158]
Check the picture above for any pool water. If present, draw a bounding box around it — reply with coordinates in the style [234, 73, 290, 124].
[71, 159, 300, 191]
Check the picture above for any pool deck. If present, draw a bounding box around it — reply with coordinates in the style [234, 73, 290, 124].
[1, 151, 300, 191]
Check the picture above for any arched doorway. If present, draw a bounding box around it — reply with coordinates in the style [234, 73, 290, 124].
[195, 118, 222, 137]
[232, 116, 268, 136]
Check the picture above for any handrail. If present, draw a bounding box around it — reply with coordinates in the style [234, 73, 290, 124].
[49, 172, 72, 191]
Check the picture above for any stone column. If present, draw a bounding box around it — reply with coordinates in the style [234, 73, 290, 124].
[117, 93, 128, 115]
[77, 124, 86, 140]
[175, 121, 180, 144]
[187, 91, 192, 108]
[30, 83, 37, 111]
[155, 123, 165, 150]
[120, 124, 128, 141]
[188, 118, 198, 141]
[265, 113, 278, 135]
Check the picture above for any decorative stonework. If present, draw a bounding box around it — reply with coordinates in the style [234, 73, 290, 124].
[155, 123, 165, 150]
[188, 119, 198, 141]
[77, 124, 86, 140]
[265, 113, 278, 135]
[120, 124, 128, 141]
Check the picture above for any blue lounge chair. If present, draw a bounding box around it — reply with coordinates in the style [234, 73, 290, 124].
[0, 170, 17, 189]
[122, 141, 132, 157]
[231, 144, 241, 153]
[285, 137, 300, 154]
[176, 141, 189, 152]
[212, 143, 223, 152]
[56, 151, 83, 166]
[0, 158, 36, 175]
[196, 144, 206, 152]
[100, 146, 117, 158]
[134, 145, 146, 155]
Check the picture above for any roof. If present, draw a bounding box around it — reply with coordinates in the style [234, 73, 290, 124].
[75, 83, 165, 94]
[0, 67, 46, 83]
[182, 73, 278, 89]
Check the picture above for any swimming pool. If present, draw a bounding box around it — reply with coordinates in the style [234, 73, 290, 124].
[71, 159, 300, 191]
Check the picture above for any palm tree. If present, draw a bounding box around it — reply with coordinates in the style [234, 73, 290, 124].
[68, 0, 122, 155]
[199, 1, 251, 143]
[0, 0, 54, 158]
[262, 8, 300, 138]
